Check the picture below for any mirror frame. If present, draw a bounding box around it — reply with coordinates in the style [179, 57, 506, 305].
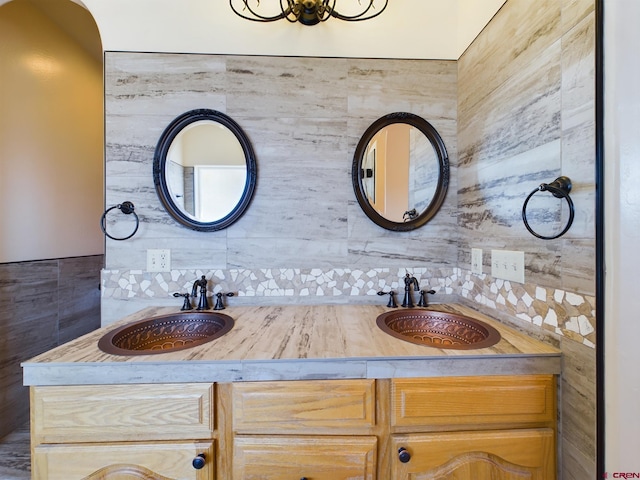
[352, 112, 449, 231]
[153, 109, 257, 231]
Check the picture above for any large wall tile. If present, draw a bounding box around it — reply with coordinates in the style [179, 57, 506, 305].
[105, 53, 459, 279]
[226, 56, 347, 118]
[560, 337, 597, 478]
[0, 256, 102, 438]
[58, 256, 103, 343]
[347, 59, 457, 122]
[105, 52, 227, 117]
[457, 0, 561, 115]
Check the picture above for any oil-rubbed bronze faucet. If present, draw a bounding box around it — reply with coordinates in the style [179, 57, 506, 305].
[402, 273, 420, 308]
[191, 275, 210, 310]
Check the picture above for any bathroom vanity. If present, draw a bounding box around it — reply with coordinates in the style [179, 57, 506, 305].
[23, 304, 560, 479]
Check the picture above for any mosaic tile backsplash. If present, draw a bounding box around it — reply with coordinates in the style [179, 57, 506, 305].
[102, 266, 595, 348]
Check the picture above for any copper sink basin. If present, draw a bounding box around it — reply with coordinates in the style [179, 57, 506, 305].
[98, 311, 234, 355]
[376, 309, 501, 350]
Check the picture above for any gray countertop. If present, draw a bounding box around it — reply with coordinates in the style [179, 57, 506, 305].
[22, 304, 561, 386]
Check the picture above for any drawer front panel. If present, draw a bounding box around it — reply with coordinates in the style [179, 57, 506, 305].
[232, 379, 376, 433]
[234, 435, 377, 479]
[33, 441, 214, 480]
[32, 383, 214, 443]
[391, 375, 555, 428]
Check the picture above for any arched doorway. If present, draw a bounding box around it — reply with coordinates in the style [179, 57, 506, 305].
[0, 0, 104, 439]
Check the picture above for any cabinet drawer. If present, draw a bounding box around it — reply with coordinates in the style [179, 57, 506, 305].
[32, 383, 214, 443]
[231, 379, 376, 433]
[33, 441, 214, 480]
[234, 435, 377, 479]
[391, 375, 555, 429]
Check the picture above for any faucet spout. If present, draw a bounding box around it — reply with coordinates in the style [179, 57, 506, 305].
[192, 275, 210, 310]
[402, 273, 420, 308]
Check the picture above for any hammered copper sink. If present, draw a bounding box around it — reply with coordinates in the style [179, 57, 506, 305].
[98, 311, 234, 355]
[376, 309, 501, 350]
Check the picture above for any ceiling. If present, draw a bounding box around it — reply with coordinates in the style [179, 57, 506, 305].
[11, 0, 507, 61]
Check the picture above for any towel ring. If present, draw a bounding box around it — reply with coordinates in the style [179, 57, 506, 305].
[100, 201, 140, 241]
[522, 176, 575, 240]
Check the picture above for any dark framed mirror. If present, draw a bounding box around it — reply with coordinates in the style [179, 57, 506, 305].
[352, 112, 449, 231]
[153, 109, 257, 231]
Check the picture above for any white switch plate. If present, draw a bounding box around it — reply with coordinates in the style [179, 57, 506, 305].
[147, 249, 171, 272]
[491, 249, 525, 283]
[471, 248, 483, 274]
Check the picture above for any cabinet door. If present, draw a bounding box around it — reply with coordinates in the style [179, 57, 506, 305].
[390, 429, 555, 480]
[234, 435, 377, 479]
[33, 441, 214, 480]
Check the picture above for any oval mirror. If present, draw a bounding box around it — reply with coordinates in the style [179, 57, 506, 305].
[352, 112, 449, 231]
[153, 109, 257, 231]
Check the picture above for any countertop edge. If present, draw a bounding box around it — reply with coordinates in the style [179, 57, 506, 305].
[22, 353, 561, 386]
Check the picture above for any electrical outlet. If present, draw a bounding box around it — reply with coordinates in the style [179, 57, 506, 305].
[491, 249, 525, 283]
[471, 248, 483, 274]
[147, 249, 171, 272]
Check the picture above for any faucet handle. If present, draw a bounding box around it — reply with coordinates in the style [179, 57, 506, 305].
[417, 289, 436, 307]
[377, 290, 398, 308]
[213, 292, 235, 310]
[173, 292, 193, 311]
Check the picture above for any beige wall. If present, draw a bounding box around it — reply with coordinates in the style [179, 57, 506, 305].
[0, 0, 104, 262]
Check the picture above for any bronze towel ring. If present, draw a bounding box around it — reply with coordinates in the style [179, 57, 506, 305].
[100, 201, 140, 241]
[522, 176, 575, 240]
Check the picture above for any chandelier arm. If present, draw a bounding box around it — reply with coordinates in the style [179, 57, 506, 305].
[229, 0, 291, 22]
[281, 0, 301, 22]
[330, 0, 388, 21]
[317, 0, 336, 22]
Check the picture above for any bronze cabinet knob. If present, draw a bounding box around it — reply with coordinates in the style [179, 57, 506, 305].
[192, 453, 206, 469]
[398, 447, 411, 463]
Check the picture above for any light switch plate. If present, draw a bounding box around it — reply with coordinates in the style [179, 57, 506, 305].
[471, 248, 483, 274]
[491, 249, 525, 283]
[147, 249, 171, 272]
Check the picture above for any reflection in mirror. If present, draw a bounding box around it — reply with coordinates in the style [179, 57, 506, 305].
[166, 120, 246, 222]
[362, 123, 439, 222]
[352, 112, 449, 231]
[154, 109, 257, 231]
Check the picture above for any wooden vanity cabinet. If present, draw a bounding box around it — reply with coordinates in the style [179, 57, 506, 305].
[29, 375, 556, 479]
[30, 383, 215, 480]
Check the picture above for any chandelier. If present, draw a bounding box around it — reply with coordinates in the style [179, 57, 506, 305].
[229, 0, 389, 26]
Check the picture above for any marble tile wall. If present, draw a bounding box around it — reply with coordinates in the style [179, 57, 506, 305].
[457, 0, 596, 477]
[0, 255, 102, 439]
[103, 53, 459, 322]
[457, 0, 596, 296]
